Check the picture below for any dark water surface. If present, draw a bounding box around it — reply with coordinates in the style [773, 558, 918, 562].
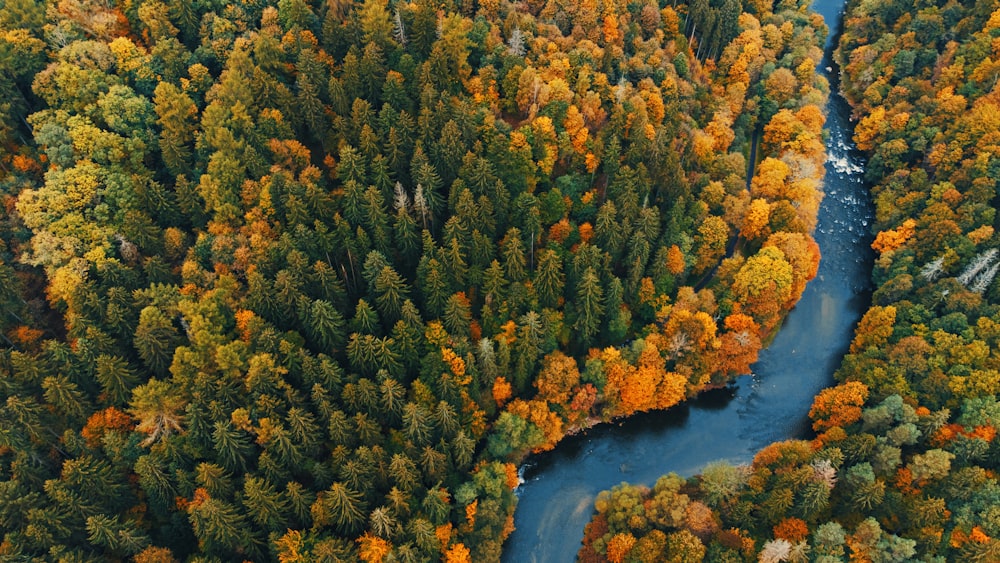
[501, 1, 873, 560]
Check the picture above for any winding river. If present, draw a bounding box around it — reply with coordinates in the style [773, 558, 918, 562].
[501, 1, 873, 561]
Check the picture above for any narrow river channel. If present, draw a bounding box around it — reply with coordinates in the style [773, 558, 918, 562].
[501, 1, 873, 560]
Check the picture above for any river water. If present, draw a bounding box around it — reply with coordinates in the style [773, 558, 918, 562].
[500, 1, 873, 560]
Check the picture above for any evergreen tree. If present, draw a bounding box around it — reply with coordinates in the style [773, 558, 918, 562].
[133, 307, 181, 376]
[534, 249, 565, 309]
[573, 268, 605, 346]
[374, 265, 411, 324]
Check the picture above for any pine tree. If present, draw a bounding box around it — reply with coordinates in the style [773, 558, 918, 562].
[394, 206, 421, 260]
[153, 82, 197, 176]
[513, 311, 545, 391]
[443, 293, 472, 339]
[433, 400, 460, 439]
[379, 376, 406, 424]
[134, 453, 175, 510]
[370, 506, 399, 539]
[595, 201, 624, 258]
[421, 486, 451, 525]
[403, 402, 433, 446]
[451, 430, 475, 469]
[501, 228, 527, 282]
[363, 186, 392, 253]
[211, 420, 254, 473]
[188, 495, 258, 557]
[443, 237, 468, 288]
[418, 257, 451, 318]
[42, 375, 91, 422]
[304, 299, 346, 353]
[374, 265, 411, 324]
[338, 145, 368, 186]
[483, 260, 507, 302]
[129, 379, 185, 447]
[296, 74, 326, 137]
[242, 476, 289, 531]
[351, 299, 383, 336]
[390, 453, 420, 492]
[86, 513, 150, 555]
[534, 249, 565, 308]
[420, 445, 447, 483]
[315, 482, 368, 534]
[133, 306, 181, 376]
[574, 267, 605, 346]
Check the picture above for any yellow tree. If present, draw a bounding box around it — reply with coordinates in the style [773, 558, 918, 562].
[443, 542, 472, 563]
[606, 532, 636, 563]
[848, 306, 896, 353]
[535, 351, 581, 405]
[618, 341, 664, 415]
[693, 215, 730, 274]
[763, 232, 820, 305]
[741, 198, 771, 241]
[809, 382, 869, 432]
[357, 533, 392, 563]
[732, 246, 794, 335]
[716, 313, 762, 377]
[751, 157, 791, 200]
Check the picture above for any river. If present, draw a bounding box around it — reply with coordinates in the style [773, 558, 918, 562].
[500, 1, 873, 561]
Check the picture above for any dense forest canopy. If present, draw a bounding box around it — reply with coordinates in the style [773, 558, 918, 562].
[579, 0, 1000, 561]
[0, 0, 834, 560]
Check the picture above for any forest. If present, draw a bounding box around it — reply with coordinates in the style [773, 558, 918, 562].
[0, 0, 835, 560]
[579, 0, 1000, 561]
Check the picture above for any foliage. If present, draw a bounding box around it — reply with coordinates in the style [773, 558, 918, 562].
[581, 0, 1000, 560]
[0, 0, 832, 560]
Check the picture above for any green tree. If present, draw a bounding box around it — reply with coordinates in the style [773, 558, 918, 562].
[133, 307, 181, 376]
[374, 265, 411, 324]
[534, 249, 565, 308]
[313, 482, 368, 534]
[304, 299, 346, 353]
[129, 379, 185, 447]
[573, 268, 605, 346]
[188, 495, 259, 558]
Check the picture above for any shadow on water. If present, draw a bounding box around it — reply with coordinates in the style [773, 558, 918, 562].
[501, 1, 873, 561]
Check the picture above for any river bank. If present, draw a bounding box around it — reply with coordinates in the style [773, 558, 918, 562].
[501, 0, 874, 559]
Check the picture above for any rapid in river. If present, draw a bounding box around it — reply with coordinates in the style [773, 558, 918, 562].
[501, 1, 874, 560]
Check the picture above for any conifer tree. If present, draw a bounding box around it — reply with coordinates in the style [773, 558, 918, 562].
[574, 267, 605, 346]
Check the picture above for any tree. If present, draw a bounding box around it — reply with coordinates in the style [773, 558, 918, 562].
[443, 542, 471, 563]
[43, 374, 91, 422]
[188, 493, 258, 557]
[534, 249, 565, 308]
[305, 299, 346, 353]
[848, 306, 896, 354]
[809, 382, 870, 432]
[153, 82, 197, 175]
[606, 532, 636, 563]
[133, 307, 181, 376]
[535, 351, 580, 405]
[212, 420, 254, 472]
[693, 215, 729, 274]
[403, 402, 433, 447]
[501, 228, 527, 282]
[313, 482, 368, 534]
[418, 257, 451, 318]
[242, 476, 289, 530]
[373, 265, 411, 324]
[443, 292, 472, 339]
[129, 379, 185, 447]
[574, 268, 604, 346]
[732, 246, 795, 333]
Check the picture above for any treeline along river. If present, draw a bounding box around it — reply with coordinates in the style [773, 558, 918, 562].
[501, 1, 875, 560]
